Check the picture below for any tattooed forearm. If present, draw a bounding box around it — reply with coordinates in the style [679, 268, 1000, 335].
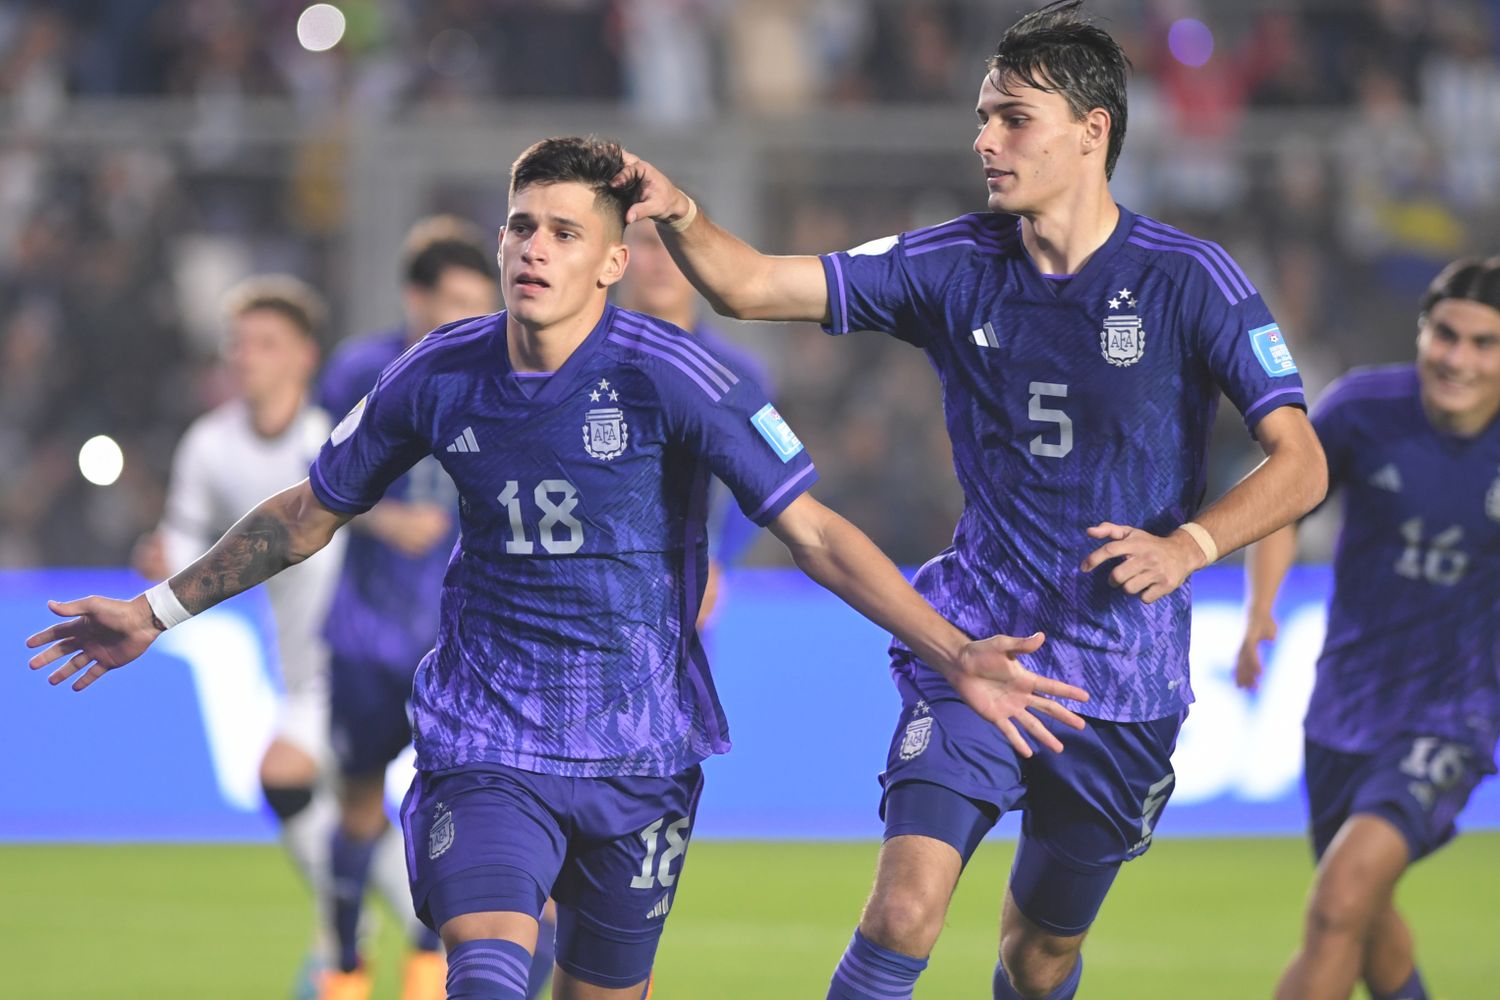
[172, 511, 297, 615]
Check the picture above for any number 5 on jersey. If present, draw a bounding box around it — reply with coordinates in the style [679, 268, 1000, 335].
[1029, 382, 1073, 459]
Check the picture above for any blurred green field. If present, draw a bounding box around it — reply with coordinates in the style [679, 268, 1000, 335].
[2, 834, 1495, 998]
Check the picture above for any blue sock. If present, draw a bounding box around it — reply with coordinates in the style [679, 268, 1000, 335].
[993, 954, 1083, 1000]
[525, 913, 556, 1000]
[447, 939, 532, 999]
[827, 929, 928, 999]
[1371, 967, 1428, 1000]
[329, 829, 379, 973]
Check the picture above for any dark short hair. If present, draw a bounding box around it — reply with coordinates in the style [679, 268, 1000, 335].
[402, 215, 497, 289]
[988, 0, 1131, 179]
[223, 274, 327, 345]
[1419, 257, 1500, 318]
[509, 136, 643, 236]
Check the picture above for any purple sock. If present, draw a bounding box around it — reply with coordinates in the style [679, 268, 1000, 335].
[524, 913, 556, 1000]
[447, 939, 532, 1000]
[827, 929, 928, 999]
[993, 954, 1083, 1000]
[1371, 967, 1428, 1000]
[329, 829, 378, 973]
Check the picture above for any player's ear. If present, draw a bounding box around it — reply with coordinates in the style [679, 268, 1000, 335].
[599, 240, 629, 289]
[1081, 107, 1110, 158]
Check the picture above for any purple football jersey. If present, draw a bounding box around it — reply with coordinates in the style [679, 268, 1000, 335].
[1305, 365, 1500, 762]
[822, 208, 1305, 721]
[310, 305, 818, 776]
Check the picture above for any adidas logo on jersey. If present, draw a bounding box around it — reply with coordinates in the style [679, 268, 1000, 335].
[970, 321, 1000, 348]
[646, 895, 671, 920]
[1368, 463, 1402, 493]
[446, 427, 480, 454]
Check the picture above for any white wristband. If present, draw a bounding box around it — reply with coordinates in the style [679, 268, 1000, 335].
[144, 580, 193, 630]
[664, 195, 698, 233]
[1179, 521, 1219, 566]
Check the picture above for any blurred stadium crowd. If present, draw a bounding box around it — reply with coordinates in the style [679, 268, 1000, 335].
[3, 0, 1500, 566]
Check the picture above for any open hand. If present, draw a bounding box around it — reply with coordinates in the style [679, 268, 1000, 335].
[25, 595, 161, 691]
[947, 632, 1090, 757]
[1081, 522, 1206, 604]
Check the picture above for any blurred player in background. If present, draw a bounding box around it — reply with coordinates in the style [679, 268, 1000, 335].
[615, 220, 774, 626]
[131, 275, 347, 997]
[28, 135, 1090, 1000]
[1238, 258, 1500, 1000]
[620, 2, 1327, 997]
[315, 218, 501, 1000]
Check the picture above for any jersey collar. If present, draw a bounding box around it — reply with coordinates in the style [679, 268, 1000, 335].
[494, 303, 617, 406]
[1016, 204, 1136, 304]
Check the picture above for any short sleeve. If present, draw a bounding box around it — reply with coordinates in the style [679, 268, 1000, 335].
[820, 233, 931, 347]
[309, 363, 431, 515]
[1194, 290, 1306, 433]
[1308, 379, 1358, 490]
[664, 369, 819, 527]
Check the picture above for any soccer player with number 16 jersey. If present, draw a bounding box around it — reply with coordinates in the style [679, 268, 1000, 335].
[1239, 258, 1500, 1000]
[27, 136, 1090, 1000]
[621, 2, 1328, 996]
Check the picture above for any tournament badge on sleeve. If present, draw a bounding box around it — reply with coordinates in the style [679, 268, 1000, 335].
[1100, 287, 1145, 367]
[583, 378, 628, 461]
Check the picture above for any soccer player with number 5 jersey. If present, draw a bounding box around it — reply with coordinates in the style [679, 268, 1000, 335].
[26, 136, 1090, 1000]
[619, 2, 1327, 997]
[1239, 258, 1500, 1000]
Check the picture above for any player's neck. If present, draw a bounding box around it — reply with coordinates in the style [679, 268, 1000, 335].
[1018, 186, 1119, 276]
[506, 303, 604, 373]
[246, 386, 304, 439]
[1421, 392, 1500, 438]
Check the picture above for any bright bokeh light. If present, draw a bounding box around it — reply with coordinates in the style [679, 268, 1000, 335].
[297, 4, 346, 53]
[1168, 18, 1214, 68]
[79, 435, 124, 486]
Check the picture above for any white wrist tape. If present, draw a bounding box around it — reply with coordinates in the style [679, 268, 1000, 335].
[664, 195, 698, 233]
[144, 580, 193, 630]
[1179, 521, 1219, 565]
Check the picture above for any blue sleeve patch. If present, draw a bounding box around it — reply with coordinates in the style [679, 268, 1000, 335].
[750, 403, 804, 462]
[1249, 323, 1298, 377]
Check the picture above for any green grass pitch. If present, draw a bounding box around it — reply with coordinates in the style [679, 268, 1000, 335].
[2, 834, 1494, 998]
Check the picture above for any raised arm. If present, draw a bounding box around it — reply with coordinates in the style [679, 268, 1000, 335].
[1082, 405, 1327, 603]
[767, 492, 1090, 756]
[26, 479, 349, 691]
[1235, 523, 1298, 692]
[617, 151, 830, 323]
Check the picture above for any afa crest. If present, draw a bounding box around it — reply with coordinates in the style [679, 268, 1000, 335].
[429, 803, 455, 860]
[898, 716, 934, 761]
[583, 407, 628, 460]
[1100, 287, 1145, 367]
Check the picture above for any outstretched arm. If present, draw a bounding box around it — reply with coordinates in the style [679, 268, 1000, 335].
[26, 479, 349, 691]
[617, 151, 830, 323]
[768, 493, 1090, 756]
[1081, 405, 1326, 604]
[1235, 523, 1298, 692]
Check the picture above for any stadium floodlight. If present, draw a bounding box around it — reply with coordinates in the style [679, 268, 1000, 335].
[296, 3, 346, 53]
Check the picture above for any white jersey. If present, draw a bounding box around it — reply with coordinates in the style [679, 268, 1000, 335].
[159, 399, 345, 711]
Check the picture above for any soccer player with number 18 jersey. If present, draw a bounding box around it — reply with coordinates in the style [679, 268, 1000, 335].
[27, 136, 1089, 1000]
[621, 3, 1327, 997]
[1239, 258, 1500, 1000]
